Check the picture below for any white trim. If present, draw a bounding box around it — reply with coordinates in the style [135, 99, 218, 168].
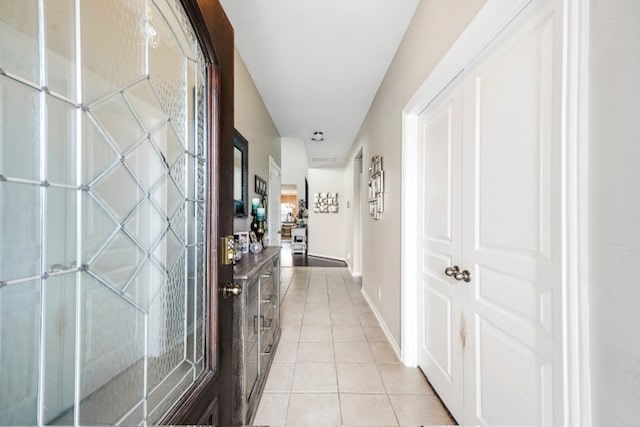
[306, 252, 347, 264]
[361, 288, 401, 361]
[400, 0, 591, 423]
[561, 0, 591, 424]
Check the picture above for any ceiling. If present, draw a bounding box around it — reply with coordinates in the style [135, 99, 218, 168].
[219, 0, 420, 168]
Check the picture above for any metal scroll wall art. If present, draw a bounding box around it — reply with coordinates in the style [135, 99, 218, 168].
[368, 155, 384, 219]
[313, 192, 339, 213]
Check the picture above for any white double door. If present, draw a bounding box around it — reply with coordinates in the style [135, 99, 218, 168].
[417, 0, 563, 425]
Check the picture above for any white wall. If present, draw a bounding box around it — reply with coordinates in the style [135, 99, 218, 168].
[343, 0, 486, 346]
[588, 0, 640, 423]
[281, 137, 308, 202]
[307, 168, 347, 260]
[233, 49, 281, 232]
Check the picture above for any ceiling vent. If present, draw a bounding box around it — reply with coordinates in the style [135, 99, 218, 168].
[311, 157, 337, 163]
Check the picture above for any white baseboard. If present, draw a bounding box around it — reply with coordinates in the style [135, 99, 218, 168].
[360, 288, 402, 362]
[306, 252, 347, 263]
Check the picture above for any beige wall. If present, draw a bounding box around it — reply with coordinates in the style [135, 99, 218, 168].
[345, 0, 486, 346]
[233, 49, 281, 232]
[588, 0, 640, 423]
[307, 168, 348, 259]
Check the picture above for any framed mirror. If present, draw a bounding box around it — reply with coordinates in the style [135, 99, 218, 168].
[234, 130, 249, 217]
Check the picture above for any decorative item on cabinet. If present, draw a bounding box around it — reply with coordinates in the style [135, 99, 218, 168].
[231, 248, 281, 425]
[368, 155, 384, 219]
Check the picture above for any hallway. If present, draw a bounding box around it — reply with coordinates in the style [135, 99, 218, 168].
[253, 267, 454, 425]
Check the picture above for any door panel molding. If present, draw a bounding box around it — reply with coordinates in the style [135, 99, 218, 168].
[401, 0, 591, 424]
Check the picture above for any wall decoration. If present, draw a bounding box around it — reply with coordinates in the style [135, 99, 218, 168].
[368, 155, 384, 219]
[255, 175, 267, 196]
[313, 192, 339, 213]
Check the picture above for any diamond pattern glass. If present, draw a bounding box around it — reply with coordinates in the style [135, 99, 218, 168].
[152, 122, 184, 168]
[47, 95, 77, 186]
[83, 115, 119, 186]
[148, 3, 187, 145]
[0, 182, 41, 282]
[152, 229, 183, 271]
[152, 175, 183, 219]
[122, 258, 165, 311]
[91, 231, 145, 291]
[126, 139, 166, 192]
[125, 199, 167, 251]
[148, 254, 186, 391]
[92, 163, 145, 222]
[81, 0, 146, 104]
[0, 0, 39, 84]
[126, 79, 168, 133]
[0, 75, 40, 181]
[90, 94, 146, 155]
[83, 193, 118, 264]
[0, 0, 208, 423]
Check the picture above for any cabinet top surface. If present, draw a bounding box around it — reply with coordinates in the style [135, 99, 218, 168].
[233, 246, 280, 280]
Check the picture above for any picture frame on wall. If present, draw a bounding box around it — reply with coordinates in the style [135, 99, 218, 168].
[255, 175, 267, 196]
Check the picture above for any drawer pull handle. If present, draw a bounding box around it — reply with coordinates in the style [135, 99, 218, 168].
[261, 295, 277, 304]
[261, 318, 272, 330]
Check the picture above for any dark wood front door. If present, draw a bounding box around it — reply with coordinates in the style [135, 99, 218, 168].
[162, 0, 235, 424]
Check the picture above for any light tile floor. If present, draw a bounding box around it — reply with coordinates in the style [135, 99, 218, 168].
[255, 266, 456, 426]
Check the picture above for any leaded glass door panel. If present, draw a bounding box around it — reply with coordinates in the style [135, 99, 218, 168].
[0, 0, 221, 424]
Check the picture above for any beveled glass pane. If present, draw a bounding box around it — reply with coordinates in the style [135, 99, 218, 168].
[82, 115, 119, 186]
[122, 258, 165, 311]
[126, 139, 166, 192]
[0, 182, 40, 282]
[148, 3, 187, 145]
[186, 201, 196, 245]
[170, 154, 186, 196]
[152, 229, 183, 271]
[92, 163, 145, 222]
[90, 94, 146, 155]
[196, 202, 206, 244]
[0, 0, 39, 84]
[126, 79, 167, 133]
[0, 75, 40, 181]
[43, 273, 76, 424]
[148, 255, 186, 391]
[83, 193, 118, 263]
[195, 244, 205, 365]
[46, 0, 76, 98]
[151, 122, 183, 167]
[81, 0, 146, 104]
[186, 59, 196, 155]
[79, 273, 144, 424]
[0, 280, 40, 424]
[47, 96, 77, 186]
[90, 231, 145, 291]
[147, 363, 193, 424]
[151, 175, 183, 219]
[170, 202, 186, 244]
[125, 199, 166, 251]
[196, 158, 206, 202]
[47, 187, 78, 272]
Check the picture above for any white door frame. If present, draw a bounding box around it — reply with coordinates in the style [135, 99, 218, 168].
[400, 0, 591, 424]
[268, 155, 282, 246]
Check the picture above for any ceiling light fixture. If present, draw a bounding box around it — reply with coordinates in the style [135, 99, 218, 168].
[310, 131, 324, 142]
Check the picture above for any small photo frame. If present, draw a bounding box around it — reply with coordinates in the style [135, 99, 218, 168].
[255, 175, 267, 196]
[236, 232, 249, 253]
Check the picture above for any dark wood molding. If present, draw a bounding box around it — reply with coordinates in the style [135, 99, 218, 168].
[161, 0, 235, 425]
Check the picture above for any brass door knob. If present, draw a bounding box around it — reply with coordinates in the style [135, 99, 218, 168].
[222, 282, 242, 299]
